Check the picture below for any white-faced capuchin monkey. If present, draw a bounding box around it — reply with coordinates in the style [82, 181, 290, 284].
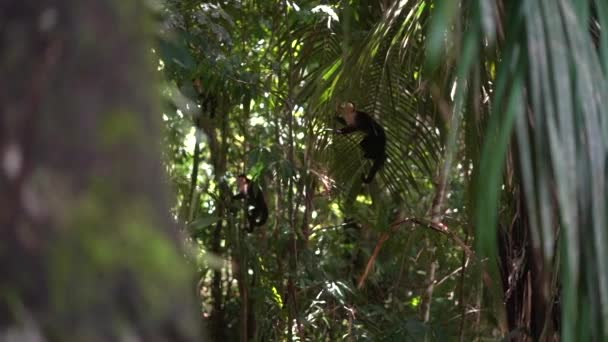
[335, 102, 386, 183]
[232, 174, 268, 232]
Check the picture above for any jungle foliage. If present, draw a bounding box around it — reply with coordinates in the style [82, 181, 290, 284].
[157, 0, 608, 341]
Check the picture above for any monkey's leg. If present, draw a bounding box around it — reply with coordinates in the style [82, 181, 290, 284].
[363, 156, 385, 183]
[359, 136, 373, 157]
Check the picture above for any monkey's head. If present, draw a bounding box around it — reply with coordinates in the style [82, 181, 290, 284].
[237, 174, 250, 193]
[338, 101, 357, 125]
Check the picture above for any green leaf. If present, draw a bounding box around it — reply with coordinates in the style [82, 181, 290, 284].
[188, 215, 221, 233]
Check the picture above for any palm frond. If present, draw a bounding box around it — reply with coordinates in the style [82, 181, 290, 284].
[304, 3, 440, 213]
[469, 0, 608, 338]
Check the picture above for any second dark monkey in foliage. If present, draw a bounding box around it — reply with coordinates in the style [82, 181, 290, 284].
[335, 102, 387, 183]
[233, 175, 269, 232]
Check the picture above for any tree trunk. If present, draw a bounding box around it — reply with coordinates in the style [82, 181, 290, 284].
[208, 96, 228, 341]
[0, 1, 201, 341]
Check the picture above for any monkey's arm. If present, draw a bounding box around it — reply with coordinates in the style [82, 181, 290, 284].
[334, 116, 359, 134]
[232, 192, 245, 200]
[334, 116, 347, 125]
[335, 124, 358, 134]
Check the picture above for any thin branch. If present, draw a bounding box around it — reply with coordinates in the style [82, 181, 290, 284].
[435, 259, 469, 288]
[357, 217, 474, 289]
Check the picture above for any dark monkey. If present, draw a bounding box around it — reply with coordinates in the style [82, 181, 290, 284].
[233, 174, 268, 232]
[335, 102, 386, 183]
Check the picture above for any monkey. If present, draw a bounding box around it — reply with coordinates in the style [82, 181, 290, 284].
[334, 102, 386, 183]
[232, 174, 268, 232]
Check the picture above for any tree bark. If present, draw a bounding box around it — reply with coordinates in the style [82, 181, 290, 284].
[0, 1, 201, 341]
[208, 96, 228, 341]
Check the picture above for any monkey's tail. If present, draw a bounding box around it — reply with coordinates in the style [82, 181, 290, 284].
[363, 155, 385, 184]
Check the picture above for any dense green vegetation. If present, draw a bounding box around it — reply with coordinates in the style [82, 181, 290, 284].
[157, 0, 608, 340]
[2, 0, 607, 341]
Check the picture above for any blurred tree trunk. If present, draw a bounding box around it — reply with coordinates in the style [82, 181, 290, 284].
[0, 1, 201, 341]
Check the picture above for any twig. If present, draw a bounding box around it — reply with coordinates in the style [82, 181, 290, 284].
[357, 217, 475, 289]
[435, 261, 468, 288]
